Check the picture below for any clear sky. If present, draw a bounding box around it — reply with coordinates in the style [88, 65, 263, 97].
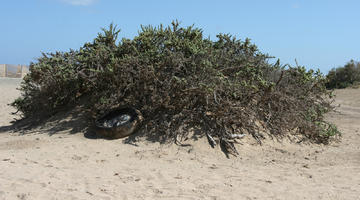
[1, 0, 359, 73]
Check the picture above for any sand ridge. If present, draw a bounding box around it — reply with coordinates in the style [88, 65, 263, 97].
[0, 77, 359, 200]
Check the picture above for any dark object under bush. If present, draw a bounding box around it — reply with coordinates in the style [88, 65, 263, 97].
[95, 107, 143, 139]
[11, 21, 339, 151]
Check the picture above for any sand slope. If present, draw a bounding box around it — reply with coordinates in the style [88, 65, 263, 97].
[0, 78, 359, 200]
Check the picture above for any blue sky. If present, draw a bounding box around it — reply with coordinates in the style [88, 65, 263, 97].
[1, 0, 359, 73]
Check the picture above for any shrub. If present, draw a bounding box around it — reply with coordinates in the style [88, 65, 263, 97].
[12, 21, 338, 152]
[326, 60, 360, 89]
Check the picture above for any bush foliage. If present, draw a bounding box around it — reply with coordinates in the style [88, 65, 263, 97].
[326, 60, 360, 89]
[12, 22, 338, 148]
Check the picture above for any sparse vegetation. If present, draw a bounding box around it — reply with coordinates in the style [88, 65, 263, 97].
[11, 21, 339, 153]
[326, 60, 360, 89]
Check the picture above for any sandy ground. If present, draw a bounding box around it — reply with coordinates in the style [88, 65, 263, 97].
[0, 77, 359, 200]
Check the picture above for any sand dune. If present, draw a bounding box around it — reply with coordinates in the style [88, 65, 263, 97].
[0, 77, 359, 200]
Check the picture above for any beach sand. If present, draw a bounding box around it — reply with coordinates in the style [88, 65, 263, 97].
[0, 77, 359, 200]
